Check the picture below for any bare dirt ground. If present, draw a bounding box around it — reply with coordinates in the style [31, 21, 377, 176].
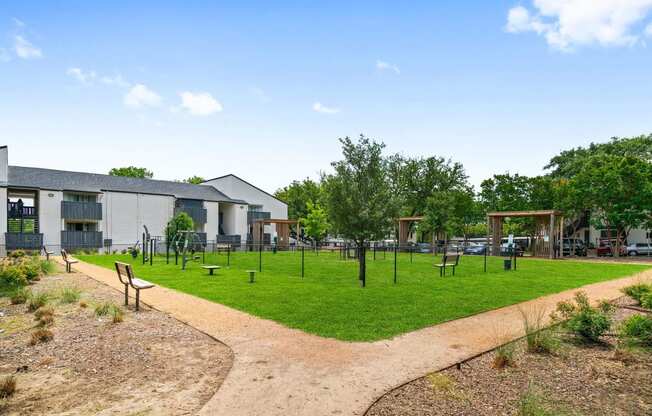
[367, 304, 652, 416]
[0, 268, 233, 415]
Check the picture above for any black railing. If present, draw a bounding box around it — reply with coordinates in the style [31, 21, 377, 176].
[5, 232, 43, 250]
[61, 201, 103, 220]
[247, 211, 271, 223]
[61, 231, 103, 250]
[216, 234, 241, 247]
[174, 206, 207, 225]
[7, 202, 37, 218]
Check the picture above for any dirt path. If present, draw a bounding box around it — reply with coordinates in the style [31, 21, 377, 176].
[60, 258, 652, 416]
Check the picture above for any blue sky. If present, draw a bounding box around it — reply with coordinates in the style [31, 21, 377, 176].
[2, 1, 652, 193]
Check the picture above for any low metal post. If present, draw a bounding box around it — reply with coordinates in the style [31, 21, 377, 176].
[394, 244, 397, 284]
[410, 247, 413, 263]
[259, 241, 262, 272]
[142, 233, 146, 265]
[373, 242, 376, 261]
[149, 239, 153, 266]
[301, 245, 305, 278]
[484, 245, 487, 273]
[227, 245, 231, 266]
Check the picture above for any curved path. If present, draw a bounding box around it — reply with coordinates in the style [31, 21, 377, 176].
[60, 258, 651, 416]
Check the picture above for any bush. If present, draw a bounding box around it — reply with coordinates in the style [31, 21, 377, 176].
[8, 250, 26, 258]
[521, 308, 560, 354]
[20, 262, 41, 281]
[619, 314, 652, 348]
[59, 287, 81, 304]
[0, 375, 16, 399]
[552, 292, 613, 343]
[27, 292, 49, 312]
[94, 302, 124, 323]
[493, 342, 516, 369]
[10, 287, 31, 305]
[621, 283, 652, 304]
[34, 305, 54, 321]
[640, 292, 652, 310]
[0, 266, 28, 287]
[29, 328, 53, 345]
[39, 260, 55, 275]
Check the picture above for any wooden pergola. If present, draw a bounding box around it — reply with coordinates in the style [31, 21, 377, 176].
[487, 210, 564, 259]
[397, 216, 423, 246]
[252, 219, 300, 250]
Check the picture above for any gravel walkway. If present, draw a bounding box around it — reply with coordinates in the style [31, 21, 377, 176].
[58, 257, 652, 416]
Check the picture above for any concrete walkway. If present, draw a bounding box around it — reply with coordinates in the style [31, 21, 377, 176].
[60, 258, 652, 416]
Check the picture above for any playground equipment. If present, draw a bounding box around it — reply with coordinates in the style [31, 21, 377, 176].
[169, 230, 206, 270]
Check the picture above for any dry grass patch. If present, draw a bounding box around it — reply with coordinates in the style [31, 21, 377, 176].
[29, 328, 54, 345]
[0, 375, 16, 399]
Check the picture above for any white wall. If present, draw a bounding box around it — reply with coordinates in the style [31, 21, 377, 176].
[218, 202, 248, 241]
[103, 192, 174, 246]
[204, 175, 288, 220]
[0, 187, 6, 248]
[204, 201, 219, 239]
[39, 190, 62, 248]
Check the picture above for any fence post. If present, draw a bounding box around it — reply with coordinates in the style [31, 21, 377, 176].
[259, 240, 263, 272]
[149, 239, 153, 266]
[484, 245, 487, 273]
[301, 245, 305, 278]
[373, 242, 376, 261]
[142, 232, 146, 265]
[394, 243, 397, 284]
[359, 245, 366, 287]
[227, 245, 231, 266]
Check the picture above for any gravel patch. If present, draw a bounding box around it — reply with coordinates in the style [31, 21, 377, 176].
[0, 269, 233, 415]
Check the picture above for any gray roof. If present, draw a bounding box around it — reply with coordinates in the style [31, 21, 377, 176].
[7, 166, 247, 204]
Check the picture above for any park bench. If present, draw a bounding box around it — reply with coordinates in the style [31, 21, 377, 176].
[42, 246, 54, 261]
[202, 265, 221, 275]
[434, 253, 461, 277]
[61, 249, 78, 273]
[114, 261, 155, 311]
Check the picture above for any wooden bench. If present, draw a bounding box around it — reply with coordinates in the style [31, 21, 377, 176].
[61, 249, 78, 273]
[434, 253, 461, 277]
[202, 265, 221, 275]
[246, 270, 256, 283]
[115, 262, 155, 311]
[42, 246, 54, 261]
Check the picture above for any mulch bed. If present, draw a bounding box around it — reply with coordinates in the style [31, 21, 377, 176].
[0, 268, 233, 415]
[368, 303, 652, 416]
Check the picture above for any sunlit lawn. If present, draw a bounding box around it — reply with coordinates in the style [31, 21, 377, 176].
[78, 250, 650, 341]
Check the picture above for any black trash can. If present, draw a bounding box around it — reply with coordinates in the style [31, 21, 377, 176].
[504, 259, 512, 270]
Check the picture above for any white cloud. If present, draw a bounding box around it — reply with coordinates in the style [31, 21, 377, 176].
[0, 48, 11, 63]
[124, 84, 162, 109]
[376, 59, 400, 74]
[646, 22, 652, 37]
[249, 86, 271, 103]
[312, 102, 340, 114]
[178, 91, 223, 116]
[101, 74, 130, 88]
[505, 0, 652, 51]
[12, 17, 25, 27]
[14, 35, 42, 59]
[67, 67, 97, 84]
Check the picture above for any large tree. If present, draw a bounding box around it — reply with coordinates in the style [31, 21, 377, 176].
[274, 178, 323, 220]
[109, 166, 154, 179]
[300, 201, 330, 245]
[322, 135, 398, 287]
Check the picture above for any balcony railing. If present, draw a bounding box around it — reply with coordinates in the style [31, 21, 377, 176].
[5, 233, 43, 250]
[7, 202, 37, 218]
[174, 206, 207, 225]
[61, 231, 103, 250]
[61, 201, 103, 221]
[247, 211, 271, 223]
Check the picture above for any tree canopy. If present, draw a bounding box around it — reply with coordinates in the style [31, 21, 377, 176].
[184, 176, 206, 185]
[274, 178, 322, 220]
[108, 166, 154, 179]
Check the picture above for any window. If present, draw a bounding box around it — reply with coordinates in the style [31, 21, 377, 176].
[248, 205, 263, 212]
[63, 193, 96, 203]
[65, 222, 97, 232]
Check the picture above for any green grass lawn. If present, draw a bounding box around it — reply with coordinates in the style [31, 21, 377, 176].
[77, 250, 650, 342]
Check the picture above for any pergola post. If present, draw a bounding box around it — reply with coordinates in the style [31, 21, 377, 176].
[549, 212, 555, 259]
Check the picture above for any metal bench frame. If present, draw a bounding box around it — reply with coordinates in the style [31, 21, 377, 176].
[61, 249, 79, 273]
[435, 253, 461, 277]
[115, 261, 155, 311]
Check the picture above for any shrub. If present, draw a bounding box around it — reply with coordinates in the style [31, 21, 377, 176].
[619, 314, 652, 348]
[59, 287, 81, 304]
[0, 266, 28, 287]
[640, 292, 652, 310]
[94, 302, 124, 323]
[79, 300, 88, 308]
[621, 283, 652, 304]
[10, 287, 31, 305]
[20, 262, 41, 281]
[27, 292, 49, 312]
[493, 342, 516, 369]
[29, 328, 53, 345]
[521, 308, 560, 354]
[552, 292, 613, 343]
[39, 260, 55, 275]
[0, 375, 16, 399]
[8, 250, 26, 258]
[34, 306, 54, 321]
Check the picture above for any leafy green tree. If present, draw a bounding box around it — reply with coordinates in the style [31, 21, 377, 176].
[184, 176, 206, 184]
[301, 201, 330, 244]
[322, 135, 398, 287]
[275, 178, 323, 220]
[109, 166, 154, 178]
[165, 212, 195, 250]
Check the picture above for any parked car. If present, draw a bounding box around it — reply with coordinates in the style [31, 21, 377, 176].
[562, 238, 587, 256]
[463, 243, 486, 255]
[415, 243, 432, 253]
[500, 243, 524, 257]
[597, 239, 626, 257]
[626, 242, 652, 256]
